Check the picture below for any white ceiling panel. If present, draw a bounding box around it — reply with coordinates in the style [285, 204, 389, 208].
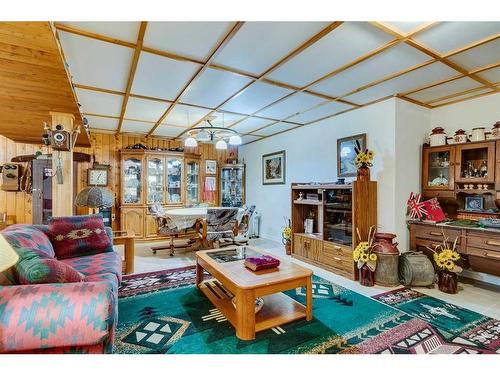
[213, 22, 330, 75]
[121, 120, 154, 134]
[231, 117, 274, 134]
[58, 22, 141, 43]
[343, 62, 459, 104]
[144, 22, 232, 60]
[448, 39, 500, 71]
[85, 115, 119, 131]
[201, 112, 247, 128]
[75, 88, 123, 116]
[58, 31, 133, 91]
[414, 22, 500, 54]
[180, 68, 252, 108]
[241, 135, 262, 144]
[220, 81, 292, 114]
[161, 104, 211, 127]
[311, 43, 431, 97]
[252, 122, 299, 136]
[131, 52, 199, 100]
[478, 66, 500, 83]
[407, 77, 483, 102]
[152, 125, 185, 138]
[287, 101, 353, 124]
[125, 97, 169, 122]
[257, 92, 327, 119]
[267, 22, 394, 87]
[430, 88, 494, 107]
[381, 22, 428, 35]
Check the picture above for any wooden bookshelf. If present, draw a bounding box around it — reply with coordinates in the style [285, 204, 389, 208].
[290, 181, 377, 280]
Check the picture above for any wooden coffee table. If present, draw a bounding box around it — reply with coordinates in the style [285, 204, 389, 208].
[196, 246, 313, 340]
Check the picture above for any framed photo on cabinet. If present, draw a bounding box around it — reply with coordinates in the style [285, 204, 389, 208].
[337, 133, 366, 177]
[262, 150, 286, 185]
[205, 160, 217, 175]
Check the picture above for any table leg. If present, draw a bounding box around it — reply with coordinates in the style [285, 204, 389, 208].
[124, 238, 135, 275]
[306, 276, 313, 321]
[235, 289, 256, 340]
[196, 260, 204, 288]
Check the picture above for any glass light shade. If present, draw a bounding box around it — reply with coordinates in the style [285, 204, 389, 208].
[228, 134, 242, 146]
[196, 129, 210, 142]
[215, 140, 227, 150]
[184, 137, 198, 148]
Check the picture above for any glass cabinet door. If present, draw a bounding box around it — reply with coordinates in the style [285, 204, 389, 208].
[147, 157, 164, 204]
[424, 146, 454, 190]
[123, 157, 142, 204]
[186, 160, 199, 204]
[167, 158, 183, 203]
[220, 166, 244, 207]
[323, 188, 353, 244]
[455, 142, 495, 183]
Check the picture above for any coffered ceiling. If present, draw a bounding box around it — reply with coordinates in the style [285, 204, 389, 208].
[54, 21, 500, 144]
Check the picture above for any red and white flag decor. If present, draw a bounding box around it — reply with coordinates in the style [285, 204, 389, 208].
[407, 192, 428, 220]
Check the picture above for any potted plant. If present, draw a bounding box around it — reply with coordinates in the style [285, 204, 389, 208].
[354, 141, 374, 181]
[282, 218, 292, 255]
[427, 236, 462, 294]
[353, 227, 377, 286]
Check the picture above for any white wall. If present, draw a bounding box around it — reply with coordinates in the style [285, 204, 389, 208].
[240, 98, 399, 243]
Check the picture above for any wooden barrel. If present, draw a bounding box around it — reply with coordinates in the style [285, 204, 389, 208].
[399, 252, 435, 287]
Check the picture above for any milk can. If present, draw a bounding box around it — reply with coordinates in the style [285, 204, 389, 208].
[372, 232, 400, 287]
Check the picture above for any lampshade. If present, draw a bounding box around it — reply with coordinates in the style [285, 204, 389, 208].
[196, 129, 210, 142]
[0, 234, 19, 272]
[184, 137, 198, 148]
[75, 186, 113, 208]
[215, 139, 227, 150]
[228, 135, 242, 146]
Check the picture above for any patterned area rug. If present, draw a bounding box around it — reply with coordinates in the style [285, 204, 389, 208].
[115, 267, 499, 354]
[373, 288, 500, 353]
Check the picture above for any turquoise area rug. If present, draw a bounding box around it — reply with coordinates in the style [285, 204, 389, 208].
[115, 267, 498, 354]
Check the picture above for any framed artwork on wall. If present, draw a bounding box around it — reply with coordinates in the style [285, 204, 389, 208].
[262, 150, 286, 185]
[337, 133, 367, 177]
[205, 160, 217, 175]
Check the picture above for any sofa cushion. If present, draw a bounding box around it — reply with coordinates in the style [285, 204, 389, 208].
[61, 251, 122, 282]
[84, 272, 119, 293]
[2, 224, 55, 258]
[16, 253, 85, 284]
[48, 215, 113, 260]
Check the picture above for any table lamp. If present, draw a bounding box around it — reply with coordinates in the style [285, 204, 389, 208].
[0, 233, 19, 272]
[75, 186, 113, 213]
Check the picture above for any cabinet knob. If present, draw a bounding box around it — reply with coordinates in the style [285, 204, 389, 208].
[485, 252, 500, 259]
[486, 240, 500, 247]
[429, 231, 443, 237]
[333, 257, 342, 262]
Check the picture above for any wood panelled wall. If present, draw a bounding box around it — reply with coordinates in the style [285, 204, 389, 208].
[0, 132, 237, 228]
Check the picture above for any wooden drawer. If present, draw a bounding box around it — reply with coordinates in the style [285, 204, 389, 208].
[467, 234, 500, 252]
[467, 246, 500, 260]
[413, 225, 461, 244]
[324, 242, 352, 261]
[422, 190, 455, 199]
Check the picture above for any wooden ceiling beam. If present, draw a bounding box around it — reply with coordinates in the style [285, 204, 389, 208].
[146, 22, 245, 137]
[116, 22, 147, 134]
[430, 85, 499, 108]
[426, 85, 494, 105]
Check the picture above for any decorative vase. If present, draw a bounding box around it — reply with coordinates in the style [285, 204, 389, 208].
[285, 241, 291, 255]
[430, 127, 447, 146]
[372, 232, 400, 287]
[359, 264, 375, 287]
[438, 271, 458, 294]
[357, 165, 370, 182]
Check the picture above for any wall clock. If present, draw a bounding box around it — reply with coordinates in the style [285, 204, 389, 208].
[87, 168, 109, 186]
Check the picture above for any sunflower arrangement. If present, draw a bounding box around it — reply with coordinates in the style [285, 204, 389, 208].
[354, 140, 375, 168]
[353, 226, 377, 271]
[427, 235, 463, 273]
[281, 218, 292, 245]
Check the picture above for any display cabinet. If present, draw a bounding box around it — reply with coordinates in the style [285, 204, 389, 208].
[146, 156, 164, 204]
[220, 163, 245, 207]
[455, 141, 495, 184]
[422, 145, 455, 192]
[186, 158, 200, 205]
[167, 157, 183, 204]
[122, 156, 143, 205]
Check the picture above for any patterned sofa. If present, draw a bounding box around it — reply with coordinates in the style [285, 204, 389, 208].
[0, 224, 121, 354]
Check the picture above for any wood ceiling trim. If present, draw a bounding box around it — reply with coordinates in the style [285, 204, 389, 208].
[146, 22, 245, 137]
[425, 85, 494, 105]
[430, 86, 499, 108]
[116, 22, 148, 133]
[54, 23, 136, 48]
[443, 33, 500, 58]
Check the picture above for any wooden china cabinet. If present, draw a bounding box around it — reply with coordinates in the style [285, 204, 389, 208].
[119, 149, 201, 240]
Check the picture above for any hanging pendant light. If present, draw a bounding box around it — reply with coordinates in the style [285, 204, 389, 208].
[184, 136, 198, 147]
[196, 129, 210, 142]
[215, 139, 227, 150]
[228, 134, 242, 146]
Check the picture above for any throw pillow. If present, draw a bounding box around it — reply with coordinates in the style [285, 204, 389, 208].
[16, 252, 84, 284]
[2, 225, 55, 258]
[48, 214, 113, 259]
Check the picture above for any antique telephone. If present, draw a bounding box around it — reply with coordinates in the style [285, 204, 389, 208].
[0, 163, 22, 191]
[42, 122, 80, 184]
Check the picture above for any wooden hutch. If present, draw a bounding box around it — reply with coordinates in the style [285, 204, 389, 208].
[410, 139, 500, 276]
[119, 149, 201, 239]
[290, 181, 377, 279]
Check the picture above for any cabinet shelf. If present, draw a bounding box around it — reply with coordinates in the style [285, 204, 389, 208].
[293, 199, 322, 205]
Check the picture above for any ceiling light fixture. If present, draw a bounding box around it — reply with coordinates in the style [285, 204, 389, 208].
[184, 136, 198, 148]
[228, 135, 242, 146]
[215, 140, 227, 150]
[183, 115, 242, 150]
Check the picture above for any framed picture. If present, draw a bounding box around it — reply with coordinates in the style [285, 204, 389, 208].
[205, 160, 217, 175]
[337, 133, 367, 177]
[262, 150, 286, 185]
[465, 196, 484, 211]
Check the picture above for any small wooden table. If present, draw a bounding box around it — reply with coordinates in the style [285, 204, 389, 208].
[196, 246, 313, 340]
[113, 230, 135, 275]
